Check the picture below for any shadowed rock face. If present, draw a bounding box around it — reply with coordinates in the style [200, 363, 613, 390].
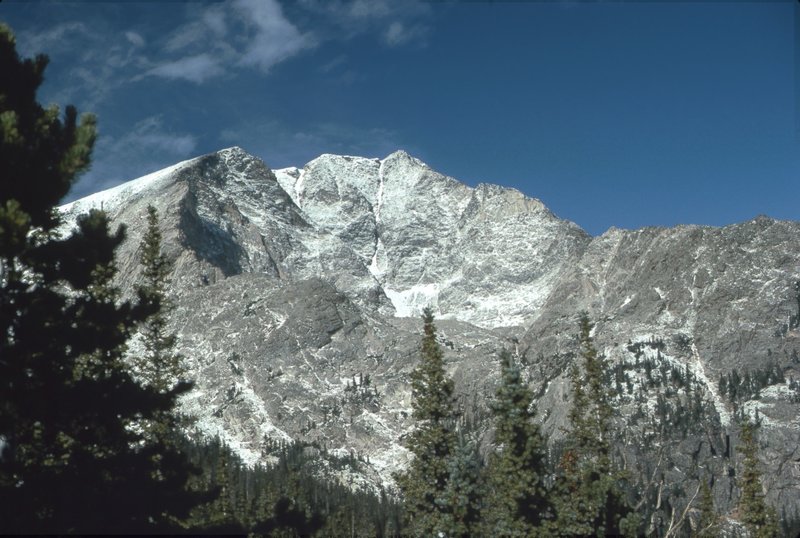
[60, 147, 800, 520]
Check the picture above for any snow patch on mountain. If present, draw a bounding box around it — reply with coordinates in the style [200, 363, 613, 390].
[59, 156, 199, 222]
[384, 283, 440, 318]
[690, 342, 732, 427]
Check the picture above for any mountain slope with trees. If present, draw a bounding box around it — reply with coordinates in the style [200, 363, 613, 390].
[3, 17, 800, 535]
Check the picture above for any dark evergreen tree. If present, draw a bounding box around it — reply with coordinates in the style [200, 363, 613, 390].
[182, 437, 404, 536]
[738, 421, 779, 538]
[444, 434, 483, 537]
[552, 313, 637, 537]
[483, 349, 552, 536]
[0, 24, 200, 533]
[695, 476, 719, 537]
[395, 307, 458, 536]
[132, 204, 194, 454]
[134, 205, 186, 395]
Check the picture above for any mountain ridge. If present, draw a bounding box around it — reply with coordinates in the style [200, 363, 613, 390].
[58, 146, 800, 522]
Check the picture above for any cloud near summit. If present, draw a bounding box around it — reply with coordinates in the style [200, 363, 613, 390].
[146, 53, 224, 84]
[145, 0, 313, 83]
[23, 0, 431, 92]
[236, 0, 315, 73]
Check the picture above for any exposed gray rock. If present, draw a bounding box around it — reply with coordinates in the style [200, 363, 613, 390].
[59, 146, 800, 527]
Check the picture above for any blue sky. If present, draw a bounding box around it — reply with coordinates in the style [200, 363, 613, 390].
[2, 0, 797, 236]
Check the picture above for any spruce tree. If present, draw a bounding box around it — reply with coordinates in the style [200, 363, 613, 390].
[696, 476, 719, 537]
[132, 205, 194, 452]
[395, 307, 458, 536]
[444, 434, 483, 537]
[553, 313, 636, 537]
[483, 349, 551, 536]
[0, 24, 199, 533]
[738, 420, 779, 538]
[134, 205, 186, 394]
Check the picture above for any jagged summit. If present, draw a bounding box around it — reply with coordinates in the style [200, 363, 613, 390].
[59, 147, 800, 332]
[270, 147, 589, 327]
[61, 146, 589, 328]
[218, 145, 248, 154]
[54, 146, 800, 516]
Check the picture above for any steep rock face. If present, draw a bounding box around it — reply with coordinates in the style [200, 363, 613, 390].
[523, 218, 800, 376]
[275, 150, 590, 328]
[61, 148, 393, 316]
[59, 147, 800, 520]
[521, 219, 800, 513]
[172, 271, 509, 480]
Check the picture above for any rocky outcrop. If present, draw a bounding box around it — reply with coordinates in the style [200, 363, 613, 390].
[59, 146, 800, 524]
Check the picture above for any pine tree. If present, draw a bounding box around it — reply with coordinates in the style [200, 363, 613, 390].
[395, 307, 458, 536]
[134, 205, 186, 394]
[130, 205, 213, 531]
[132, 205, 194, 452]
[552, 313, 636, 537]
[444, 433, 483, 537]
[483, 349, 551, 536]
[212, 442, 235, 527]
[738, 420, 779, 538]
[696, 476, 719, 537]
[0, 24, 200, 533]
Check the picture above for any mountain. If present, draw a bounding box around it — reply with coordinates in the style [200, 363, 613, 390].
[59, 147, 800, 525]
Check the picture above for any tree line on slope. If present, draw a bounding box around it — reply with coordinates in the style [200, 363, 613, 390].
[395, 308, 783, 537]
[180, 435, 403, 536]
[393, 309, 637, 537]
[0, 21, 788, 536]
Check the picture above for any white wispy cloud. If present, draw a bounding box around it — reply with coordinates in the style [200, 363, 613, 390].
[162, 23, 213, 55]
[235, 0, 314, 73]
[18, 22, 150, 112]
[145, 0, 312, 83]
[383, 21, 428, 47]
[125, 116, 197, 155]
[297, 0, 432, 45]
[16, 22, 90, 58]
[20, 0, 313, 95]
[18, 0, 432, 101]
[202, 8, 228, 38]
[124, 31, 145, 48]
[161, 4, 227, 54]
[301, 0, 430, 24]
[344, 0, 394, 20]
[320, 55, 347, 73]
[145, 53, 224, 84]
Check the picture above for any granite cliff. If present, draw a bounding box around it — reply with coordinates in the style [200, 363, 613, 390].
[59, 147, 800, 528]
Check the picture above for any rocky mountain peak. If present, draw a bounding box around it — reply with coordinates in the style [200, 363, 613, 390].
[217, 145, 248, 157]
[57, 147, 800, 519]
